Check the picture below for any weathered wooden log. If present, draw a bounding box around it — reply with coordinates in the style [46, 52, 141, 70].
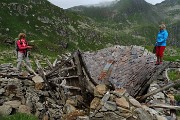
[45, 58, 53, 69]
[46, 53, 74, 77]
[59, 66, 76, 72]
[148, 103, 180, 110]
[82, 67, 95, 94]
[57, 76, 79, 80]
[52, 58, 58, 67]
[74, 51, 85, 94]
[45, 66, 76, 78]
[62, 85, 81, 90]
[139, 79, 180, 102]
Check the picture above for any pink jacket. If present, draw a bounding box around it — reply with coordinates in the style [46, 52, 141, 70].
[16, 38, 28, 53]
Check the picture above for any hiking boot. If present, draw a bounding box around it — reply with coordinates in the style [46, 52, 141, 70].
[155, 61, 159, 65]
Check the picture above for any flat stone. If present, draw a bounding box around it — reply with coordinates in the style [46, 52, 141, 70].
[116, 97, 129, 109]
[94, 84, 108, 97]
[104, 101, 117, 111]
[115, 111, 132, 118]
[0, 88, 5, 95]
[0, 105, 12, 115]
[63, 103, 76, 114]
[117, 107, 132, 113]
[18, 105, 31, 114]
[95, 112, 104, 118]
[99, 106, 108, 112]
[101, 91, 110, 103]
[135, 108, 154, 120]
[4, 100, 21, 108]
[129, 98, 142, 108]
[36, 102, 44, 110]
[77, 116, 90, 120]
[112, 88, 127, 97]
[90, 97, 101, 110]
[66, 99, 76, 106]
[156, 115, 168, 120]
[103, 112, 126, 120]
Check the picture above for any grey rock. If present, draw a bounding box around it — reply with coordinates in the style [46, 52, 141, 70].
[135, 108, 153, 120]
[0, 88, 5, 95]
[104, 101, 117, 111]
[4, 100, 21, 108]
[76, 116, 90, 120]
[0, 105, 12, 115]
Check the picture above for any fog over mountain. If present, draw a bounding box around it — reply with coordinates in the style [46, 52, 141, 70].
[48, 0, 165, 9]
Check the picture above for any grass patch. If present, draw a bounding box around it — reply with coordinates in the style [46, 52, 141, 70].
[168, 69, 180, 90]
[168, 69, 180, 81]
[163, 56, 180, 62]
[175, 94, 180, 116]
[0, 113, 38, 120]
[144, 46, 180, 62]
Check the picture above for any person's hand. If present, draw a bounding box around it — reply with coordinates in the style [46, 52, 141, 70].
[27, 46, 32, 49]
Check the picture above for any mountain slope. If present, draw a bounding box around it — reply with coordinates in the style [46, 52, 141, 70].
[69, 0, 180, 47]
[70, 0, 162, 24]
[0, 0, 116, 56]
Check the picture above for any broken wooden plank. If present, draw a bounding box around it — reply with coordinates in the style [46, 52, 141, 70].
[148, 103, 180, 110]
[52, 58, 58, 67]
[74, 51, 85, 96]
[45, 58, 53, 69]
[61, 85, 81, 90]
[82, 67, 95, 94]
[139, 79, 180, 102]
[46, 53, 74, 77]
[57, 76, 79, 80]
[59, 66, 76, 72]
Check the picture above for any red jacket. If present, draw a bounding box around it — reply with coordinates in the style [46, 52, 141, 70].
[16, 38, 28, 53]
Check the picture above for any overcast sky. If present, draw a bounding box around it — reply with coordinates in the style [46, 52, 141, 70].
[48, 0, 165, 9]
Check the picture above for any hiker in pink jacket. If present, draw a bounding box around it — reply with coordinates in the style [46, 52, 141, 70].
[16, 33, 32, 71]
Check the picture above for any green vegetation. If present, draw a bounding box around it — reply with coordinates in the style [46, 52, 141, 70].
[145, 46, 180, 62]
[168, 69, 180, 81]
[175, 94, 180, 116]
[0, 113, 38, 120]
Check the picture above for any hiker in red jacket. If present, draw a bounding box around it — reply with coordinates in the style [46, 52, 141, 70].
[16, 33, 32, 71]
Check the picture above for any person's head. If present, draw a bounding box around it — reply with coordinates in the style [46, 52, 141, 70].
[159, 24, 166, 30]
[18, 33, 26, 39]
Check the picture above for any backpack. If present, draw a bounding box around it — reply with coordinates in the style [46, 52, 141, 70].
[15, 38, 28, 57]
[15, 38, 20, 52]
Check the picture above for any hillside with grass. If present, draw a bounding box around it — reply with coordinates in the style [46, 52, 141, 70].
[0, 0, 180, 64]
[69, 0, 180, 47]
[0, 0, 116, 55]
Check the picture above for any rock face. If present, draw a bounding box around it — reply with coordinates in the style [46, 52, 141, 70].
[82, 45, 156, 96]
